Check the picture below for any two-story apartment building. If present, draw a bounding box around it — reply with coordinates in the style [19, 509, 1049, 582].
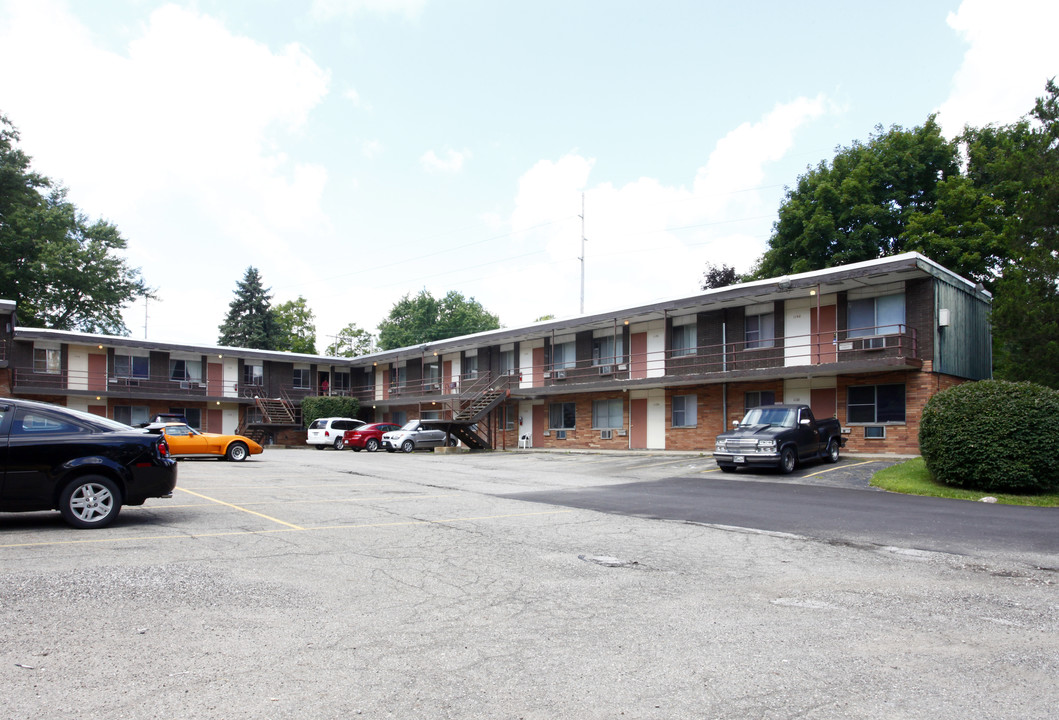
[0, 253, 991, 454]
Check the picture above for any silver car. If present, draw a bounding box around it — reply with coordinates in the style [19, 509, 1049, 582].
[381, 420, 459, 453]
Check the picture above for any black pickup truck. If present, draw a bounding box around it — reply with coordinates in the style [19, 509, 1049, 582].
[713, 404, 845, 473]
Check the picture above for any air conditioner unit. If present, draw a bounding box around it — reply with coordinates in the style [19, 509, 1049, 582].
[542, 371, 551, 379]
[554, 370, 567, 380]
[556, 430, 566, 440]
[180, 381, 190, 390]
[617, 430, 627, 437]
[617, 364, 627, 371]
[598, 365, 613, 375]
[600, 429, 613, 440]
[864, 337, 886, 350]
[429, 383, 440, 391]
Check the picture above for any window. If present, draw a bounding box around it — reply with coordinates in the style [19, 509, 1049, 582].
[392, 411, 407, 426]
[114, 405, 150, 426]
[745, 312, 775, 349]
[332, 372, 351, 393]
[33, 347, 61, 374]
[500, 405, 515, 431]
[744, 390, 776, 413]
[13, 410, 86, 435]
[464, 355, 478, 379]
[425, 363, 440, 388]
[592, 335, 623, 366]
[848, 293, 905, 337]
[847, 384, 906, 423]
[293, 368, 311, 389]
[114, 354, 149, 379]
[500, 350, 516, 375]
[421, 410, 441, 420]
[551, 341, 575, 370]
[671, 322, 697, 357]
[593, 398, 623, 429]
[169, 359, 202, 384]
[549, 402, 576, 429]
[169, 407, 201, 429]
[672, 395, 697, 428]
[243, 363, 263, 386]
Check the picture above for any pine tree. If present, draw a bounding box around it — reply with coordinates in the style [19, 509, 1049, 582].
[217, 267, 280, 349]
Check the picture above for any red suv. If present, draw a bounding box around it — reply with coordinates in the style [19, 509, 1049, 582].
[344, 423, 402, 452]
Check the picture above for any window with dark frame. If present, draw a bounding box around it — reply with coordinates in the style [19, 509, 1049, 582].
[549, 402, 576, 429]
[848, 293, 905, 337]
[115, 354, 149, 379]
[744, 390, 776, 413]
[592, 398, 623, 429]
[847, 384, 906, 423]
[293, 368, 311, 389]
[243, 363, 263, 386]
[672, 395, 697, 427]
[671, 323, 696, 357]
[33, 347, 61, 374]
[745, 312, 775, 349]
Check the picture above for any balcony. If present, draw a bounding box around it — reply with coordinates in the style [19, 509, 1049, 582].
[12, 367, 240, 398]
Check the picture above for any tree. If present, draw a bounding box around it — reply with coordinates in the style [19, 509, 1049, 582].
[700, 262, 740, 290]
[325, 323, 375, 357]
[753, 117, 959, 278]
[377, 290, 500, 350]
[273, 296, 317, 354]
[218, 267, 280, 349]
[0, 114, 152, 333]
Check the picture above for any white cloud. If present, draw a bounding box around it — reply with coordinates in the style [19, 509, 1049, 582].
[485, 97, 833, 325]
[0, 0, 333, 344]
[420, 147, 470, 173]
[362, 139, 384, 158]
[937, 0, 1059, 136]
[311, 0, 427, 21]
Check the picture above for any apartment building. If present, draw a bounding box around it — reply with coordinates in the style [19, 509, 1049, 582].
[0, 253, 991, 454]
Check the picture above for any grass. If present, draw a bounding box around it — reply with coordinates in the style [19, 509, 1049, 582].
[870, 457, 1059, 507]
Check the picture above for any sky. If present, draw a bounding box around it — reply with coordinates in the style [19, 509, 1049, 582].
[1, 0, 1057, 350]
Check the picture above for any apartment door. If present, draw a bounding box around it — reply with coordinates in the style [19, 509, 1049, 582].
[630, 398, 648, 449]
[811, 304, 837, 364]
[532, 347, 545, 387]
[207, 362, 223, 396]
[810, 387, 837, 421]
[630, 332, 648, 380]
[443, 360, 454, 393]
[88, 354, 107, 392]
[206, 408, 223, 433]
[532, 404, 546, 447]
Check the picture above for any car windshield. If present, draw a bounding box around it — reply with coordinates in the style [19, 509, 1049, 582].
[400, 420, 420, 431]
[741, 407, 796, 428]
[309, 420, 327, 430]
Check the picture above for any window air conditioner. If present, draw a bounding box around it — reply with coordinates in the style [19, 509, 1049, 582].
[180, 381, 190, 390]
[554, 370, 567, 379]
[598, 365, 613, 375]
[600, 429, 613, 440]
[556, 430, 566, 440]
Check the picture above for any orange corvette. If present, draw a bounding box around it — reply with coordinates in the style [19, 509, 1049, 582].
[152, 423, 263, 462]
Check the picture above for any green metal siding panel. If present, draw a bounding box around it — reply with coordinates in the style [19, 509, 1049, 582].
[933, 279, 992, 380]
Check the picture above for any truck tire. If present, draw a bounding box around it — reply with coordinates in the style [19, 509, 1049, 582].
[825, 438, 840, 463]
[779, 446, 796, 474]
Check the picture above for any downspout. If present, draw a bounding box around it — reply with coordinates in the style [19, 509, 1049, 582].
[721, 321, 727, 430]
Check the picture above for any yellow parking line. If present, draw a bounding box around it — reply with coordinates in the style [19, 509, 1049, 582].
[148, 494, 457, 510]
[175, 487, 304, 529]
[0, 509, 574, 549]
[801, 460, 877, 478]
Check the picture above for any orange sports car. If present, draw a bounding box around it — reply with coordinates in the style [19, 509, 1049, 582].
[151, 423, 263, 462]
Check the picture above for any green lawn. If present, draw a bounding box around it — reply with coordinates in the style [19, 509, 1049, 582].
[870, 457, 1059, 507]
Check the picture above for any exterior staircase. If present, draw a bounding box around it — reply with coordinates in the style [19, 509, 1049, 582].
[256, 395, 296, 424]
[452, 387, 508, 422]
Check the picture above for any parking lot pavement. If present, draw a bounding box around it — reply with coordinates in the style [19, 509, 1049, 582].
[2, 448, 1057, 719]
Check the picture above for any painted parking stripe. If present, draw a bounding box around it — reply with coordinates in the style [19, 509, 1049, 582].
[175, 487, 304, 529]
[801, 460, 878, 478]
[0, 509, 574, 549]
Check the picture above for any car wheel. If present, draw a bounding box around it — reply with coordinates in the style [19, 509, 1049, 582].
[333, 437, 344, 450]
[779, 447, 797, 474]
[825, 438, 840, 463]
[366, 438, 379, 452]
[226, 442, 249, 462]
[59, 475, 122, 529]
[719, 464, 736, 473]
[447, 438, 458, 447]
[401, 439, 415, 453]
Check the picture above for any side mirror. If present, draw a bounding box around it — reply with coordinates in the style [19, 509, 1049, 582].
[732, 419, 739, 427]
[800, 418, 811, 425]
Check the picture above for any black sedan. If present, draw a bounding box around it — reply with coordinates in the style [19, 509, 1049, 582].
[0, 398, 178, 528]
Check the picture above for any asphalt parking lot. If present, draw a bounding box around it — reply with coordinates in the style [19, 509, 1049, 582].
[2, 448, 1057, 719]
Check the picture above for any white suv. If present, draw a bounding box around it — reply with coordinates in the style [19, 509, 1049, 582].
[306, 417, 364, 450]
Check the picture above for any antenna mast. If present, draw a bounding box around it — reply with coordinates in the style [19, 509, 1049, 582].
[579, 192, 587, 314]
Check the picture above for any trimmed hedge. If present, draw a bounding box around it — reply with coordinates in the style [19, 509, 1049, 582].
[919, 380, 1059, 493]
[301, 396, 361, 428]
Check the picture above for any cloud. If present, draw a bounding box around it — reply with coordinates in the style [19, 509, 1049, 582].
[311, 0, 427, 20]
[362, 139, 384, 158]
[0, 0, 333, 344]
[420, 147, 470, 173]
[937, 0, 1059, 136]
[479, 97, 833, 325]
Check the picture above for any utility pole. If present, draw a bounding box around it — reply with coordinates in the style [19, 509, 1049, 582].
[579, 192, 587, 315]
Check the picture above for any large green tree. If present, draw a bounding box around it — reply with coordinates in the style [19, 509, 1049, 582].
[753, 117, 959, 278]
[218, 267, 280, 349]
[0, 114, 152, 333]
[325, 322, 375, 357]
[377, 290, 500, 351]
[273, 296, 317, 354]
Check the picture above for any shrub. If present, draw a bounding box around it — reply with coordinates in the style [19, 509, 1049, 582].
[300, 396, 361, 428]
[919, 380, 1059, 493]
